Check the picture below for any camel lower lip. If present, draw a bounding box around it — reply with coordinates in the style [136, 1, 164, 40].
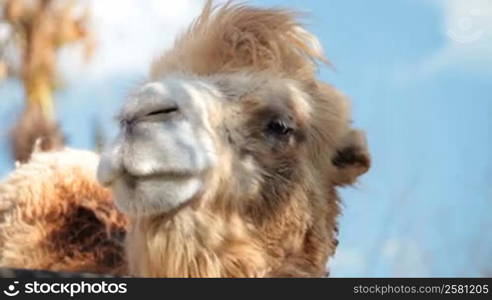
[113, 173, 203, 216]
[121, 172, 197, 189]
[124, 171, 196, 181]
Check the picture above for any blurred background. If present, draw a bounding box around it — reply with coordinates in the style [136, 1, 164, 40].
[0, 0, 490, 277]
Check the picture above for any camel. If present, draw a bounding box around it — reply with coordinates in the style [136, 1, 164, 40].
[0, 1, 370, 277]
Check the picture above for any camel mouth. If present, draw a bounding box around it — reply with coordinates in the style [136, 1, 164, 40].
[112, 171, 204, 217]
[119, 169, 204, 195]
[121, 171, 198, 187]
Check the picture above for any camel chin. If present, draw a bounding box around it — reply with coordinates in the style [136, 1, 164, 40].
[112, 175, 203, 217]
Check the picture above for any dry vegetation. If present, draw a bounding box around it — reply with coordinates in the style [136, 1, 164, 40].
[0, 0, 93, 162]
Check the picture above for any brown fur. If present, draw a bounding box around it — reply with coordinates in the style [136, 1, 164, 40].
[151, 1, 326, 80]
[0, 1, 369, 277]
[0, 150, 127, 275]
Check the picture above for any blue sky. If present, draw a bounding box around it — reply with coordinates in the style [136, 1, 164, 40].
[0, 0, 491, 276]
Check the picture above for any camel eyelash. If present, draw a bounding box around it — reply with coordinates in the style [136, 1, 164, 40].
[266, 119, 294, 136]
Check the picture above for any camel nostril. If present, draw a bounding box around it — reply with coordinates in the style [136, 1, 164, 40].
[145, 106, 179, 117]
[120, 118, 136, 129]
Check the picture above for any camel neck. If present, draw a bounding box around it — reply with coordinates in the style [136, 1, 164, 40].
[125, 208, 269, 277]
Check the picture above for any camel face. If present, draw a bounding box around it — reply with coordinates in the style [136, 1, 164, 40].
[97, 72, 316, 217]
[97, 77, 219, 216]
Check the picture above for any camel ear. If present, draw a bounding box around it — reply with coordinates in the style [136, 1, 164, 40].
[332, 129, 370, 186]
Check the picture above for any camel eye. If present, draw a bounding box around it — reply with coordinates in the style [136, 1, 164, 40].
[266, 119, 293, 136]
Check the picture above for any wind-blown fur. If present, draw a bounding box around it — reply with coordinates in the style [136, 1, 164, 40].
[151, 1, 326, 80]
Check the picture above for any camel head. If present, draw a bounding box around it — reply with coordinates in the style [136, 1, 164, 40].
[97, 1, 370, 277]
[98, 72, 370, 214]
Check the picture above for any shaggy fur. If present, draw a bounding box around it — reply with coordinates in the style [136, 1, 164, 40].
[0, 1, 370, 277]
[0, 149, 127, 275]
[151, 1, 326, 80]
